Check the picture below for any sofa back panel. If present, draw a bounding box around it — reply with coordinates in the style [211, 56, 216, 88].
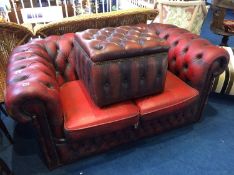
[29, 33, 78, 86]
[44, 34, 78, 85]
[147, 23, 229, 93]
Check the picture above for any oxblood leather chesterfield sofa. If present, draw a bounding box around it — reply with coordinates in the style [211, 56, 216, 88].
[5, 23, 229, 169]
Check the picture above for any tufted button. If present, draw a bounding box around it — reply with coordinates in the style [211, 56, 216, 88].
[164, 34, 169, 40]
[104, 81, 110, 94]
[45, 82, 54, 89]
[156, 30, 160, 35]
[93, 34, 107, 40]
[175, 70, 180, 76]
[173, 40, 179, 47]
[183, 47, 189, 54]
[23, 48, 30, 52]
[122, 79, 128, 88]
[16, 56, 27, 60]
[14, 65, 26, 70]
[104, 82, 109, 87]
[171, 56, 176, 65]
[93, 44, 104, 50]
[157, 70, 162, 76]
[84, 36, 92, 40]
[14, 75, 29, 82]
[183, 63, 188, 72]
[196, 53, 203, 60]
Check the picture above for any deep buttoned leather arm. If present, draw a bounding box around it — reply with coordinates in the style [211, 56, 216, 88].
[5, 40, 63, 126]
[146, 23, 230, 92]
[4, 33, 75, 136]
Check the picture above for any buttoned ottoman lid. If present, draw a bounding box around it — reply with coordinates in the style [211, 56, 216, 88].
[75, 25, 169, 62]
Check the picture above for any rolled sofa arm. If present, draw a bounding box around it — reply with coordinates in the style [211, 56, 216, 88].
[147, 23, 230, 91]
[5, 40, 62, 125]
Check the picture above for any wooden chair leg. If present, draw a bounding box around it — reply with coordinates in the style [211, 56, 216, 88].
[0, 104, 13, 144]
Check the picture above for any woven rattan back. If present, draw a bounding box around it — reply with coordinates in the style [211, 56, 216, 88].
[0, 22, 33, 103]
[35, 8, 158, 37]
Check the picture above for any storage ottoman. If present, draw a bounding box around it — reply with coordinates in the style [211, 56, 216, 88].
[74, 25, 169, 107]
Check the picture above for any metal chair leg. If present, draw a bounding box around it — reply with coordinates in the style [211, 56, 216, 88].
[0, 104, 13, 144]
[0, 104, 7, 116]
[220, 35, 229, 46]
[0, 158, 13, 175]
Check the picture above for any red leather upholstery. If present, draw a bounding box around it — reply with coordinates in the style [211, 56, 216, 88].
[135, 71, 199, 120]
[4, 23, 229, 169]
[75, 26, 169, 62]
[147, 23, 230, 92]
[60, 81, 139, 140]
[5, 33, 76, 137]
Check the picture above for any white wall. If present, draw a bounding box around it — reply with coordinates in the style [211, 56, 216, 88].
[0, 0, 10, 9]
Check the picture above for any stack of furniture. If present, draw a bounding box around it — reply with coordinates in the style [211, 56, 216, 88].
[210, 0, 234, 46]
[0, 8, 157, 170]
[4, 21, 229, 169]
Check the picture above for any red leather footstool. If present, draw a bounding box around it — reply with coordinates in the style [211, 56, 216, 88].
[74, 25, 170, 107]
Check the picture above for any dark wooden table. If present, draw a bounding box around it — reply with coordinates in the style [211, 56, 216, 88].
[212, 0, 234, 10]
[211, 0, 234, 46]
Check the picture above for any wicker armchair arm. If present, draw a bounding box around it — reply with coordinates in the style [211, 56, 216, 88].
[35, 8, 158, 37]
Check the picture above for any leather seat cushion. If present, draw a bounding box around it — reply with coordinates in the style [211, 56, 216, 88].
[135, 71, 199, 120]
[60, 81, 139, 140]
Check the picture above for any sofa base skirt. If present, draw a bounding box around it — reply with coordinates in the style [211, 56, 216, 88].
[52, 102, 199, 168]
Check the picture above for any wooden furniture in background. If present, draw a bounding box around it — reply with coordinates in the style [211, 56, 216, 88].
[210, 0, 234, 46]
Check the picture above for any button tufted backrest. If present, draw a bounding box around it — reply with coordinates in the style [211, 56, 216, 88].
[9, 33, 78, 86]
[146, 23, 230, 92]
[42, 33, 78, 85]
[75, 26, 169, 62]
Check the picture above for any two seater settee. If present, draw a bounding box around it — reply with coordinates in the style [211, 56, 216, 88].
[5, 23, 229, 169]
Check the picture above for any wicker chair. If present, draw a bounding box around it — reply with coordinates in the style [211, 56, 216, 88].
[34, 8, 158, 37]
[0, 21, 33, 143]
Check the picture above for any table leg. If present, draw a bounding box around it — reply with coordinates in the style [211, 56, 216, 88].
[0, 105, 7, 116]
[0, 109, 13, 144]
[0, 158, 13, 175]
[220, 35, 229, 46]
